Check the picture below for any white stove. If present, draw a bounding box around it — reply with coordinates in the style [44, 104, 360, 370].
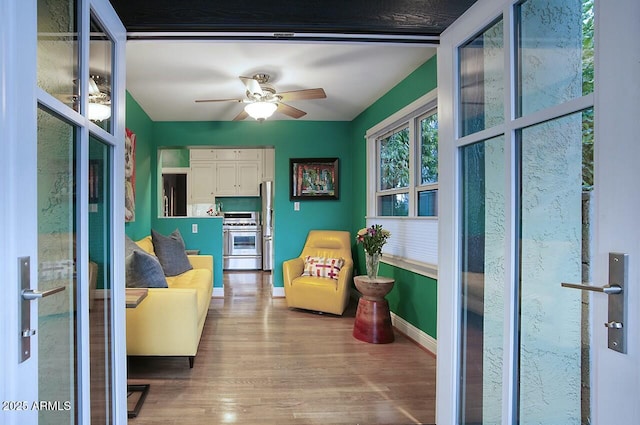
[222, 212, 262, 270]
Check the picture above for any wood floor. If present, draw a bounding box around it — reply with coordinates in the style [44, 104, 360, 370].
[127, 271, 437, 424]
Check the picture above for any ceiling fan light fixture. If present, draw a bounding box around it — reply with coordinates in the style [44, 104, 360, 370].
[88, 101, 111, 122]
[244, 101, 277, 121]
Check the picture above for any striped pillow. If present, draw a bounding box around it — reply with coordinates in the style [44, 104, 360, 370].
[302, 256, 345, 280]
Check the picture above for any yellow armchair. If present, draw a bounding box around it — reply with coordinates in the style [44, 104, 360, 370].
[282, 230, 353, 315]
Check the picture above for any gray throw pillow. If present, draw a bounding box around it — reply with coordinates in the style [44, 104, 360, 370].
[125, 234, 141, 256]
[151, 229, 193, 276]
[125, 250, 168, 288]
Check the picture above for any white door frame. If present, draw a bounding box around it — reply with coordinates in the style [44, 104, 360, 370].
[0, 1, 39, 421]
[436, 0, 640, 424]
[590, 0, 640, 422]
[0, 1, 127, 424]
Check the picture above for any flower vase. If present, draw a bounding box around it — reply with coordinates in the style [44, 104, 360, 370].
[365, 252, 380, 279]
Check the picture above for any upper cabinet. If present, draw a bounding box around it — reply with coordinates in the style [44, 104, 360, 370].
[215, 149, 263, 162]
[263, 147, 275, 182]
[190, 149, 217, 162]
[192, 148, 263, 162]
[190, 162, 216, 203]
[215, 161, 261, 196]
[189, 148, 264, 198]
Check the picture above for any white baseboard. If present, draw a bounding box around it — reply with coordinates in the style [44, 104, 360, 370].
[212, 286, 280, 298]
[391, 312, 437, 355]
[271, 286, 285, 298]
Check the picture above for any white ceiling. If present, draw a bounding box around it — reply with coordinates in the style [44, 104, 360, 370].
[125, 41, 436, 122]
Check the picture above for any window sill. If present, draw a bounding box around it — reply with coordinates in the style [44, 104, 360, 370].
[381, 254, 437, 280]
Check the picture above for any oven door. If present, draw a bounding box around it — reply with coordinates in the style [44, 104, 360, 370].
[227, 229, 262, 256]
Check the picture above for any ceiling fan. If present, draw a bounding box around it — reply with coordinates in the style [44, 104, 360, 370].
[59, 74, 112, 121]
[195, 73, 326, 121]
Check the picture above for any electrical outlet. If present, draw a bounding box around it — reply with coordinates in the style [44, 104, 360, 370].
[294, 202, 300, 211]
[192, 223, 198, 233]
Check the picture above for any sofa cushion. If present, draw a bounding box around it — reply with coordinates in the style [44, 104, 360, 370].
[166, 268, 213, 322]
[125, 250, 168, 288]
[302, 256, 344, 280]
[292, 274, 339, 290]
[152, 229, 193, 277]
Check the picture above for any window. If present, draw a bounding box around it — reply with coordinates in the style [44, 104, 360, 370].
[378, 126, 410, 216]
[374, 107, 438, 217]
[418, 112, 438, 216]
[365, 90, 438, 276]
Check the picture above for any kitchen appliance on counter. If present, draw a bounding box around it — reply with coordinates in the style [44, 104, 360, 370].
[261, 181, 274, 271]
[222, 211, 262, 270]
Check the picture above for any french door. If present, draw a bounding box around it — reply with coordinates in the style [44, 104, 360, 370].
[0, 1, 126, 424]
[437, 0, 639, 424]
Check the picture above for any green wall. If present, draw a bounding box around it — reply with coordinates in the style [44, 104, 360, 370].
[150, 120, 353, 289]
[124, 92, 153, 240]
[349, 55, 439, 338]
[151, 217, 224, 289]
[125, 54, 439, 339]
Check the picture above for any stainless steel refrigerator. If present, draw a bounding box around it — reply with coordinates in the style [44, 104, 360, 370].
[261, 180, 274, 271]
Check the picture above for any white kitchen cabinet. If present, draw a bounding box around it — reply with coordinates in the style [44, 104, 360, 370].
[190, 148, 217, 161]
[262, 147, 275, 181]
[189, 162, 216, 203]
[215, 161, 261, 196]
[188, 148, 264, 198]
[237, 162, 261, 195]
[214, 162, 237, 196]
[215, 149, 263, 161]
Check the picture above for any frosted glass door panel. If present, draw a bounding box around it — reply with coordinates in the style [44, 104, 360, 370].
[37, 107, 77, 425]
[518, 109, 592, 424]
[37, 0, 78, 110]
[459, 18, 504, 137]
[517, 0, 594, 116]
[459, 135, 506, 425]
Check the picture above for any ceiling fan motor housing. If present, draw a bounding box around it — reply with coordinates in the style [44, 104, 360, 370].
[195, 72, 324, 121]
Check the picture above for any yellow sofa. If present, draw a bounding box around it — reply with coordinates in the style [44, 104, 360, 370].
[282, 230, 353, 315]
[125, 236, 213, 368]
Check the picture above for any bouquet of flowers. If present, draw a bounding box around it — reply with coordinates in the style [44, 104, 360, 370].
[356, 224, 391, 255]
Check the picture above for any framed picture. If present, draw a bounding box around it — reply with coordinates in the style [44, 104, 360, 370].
[125, 128, 136, 222]
[290, 157, 339, 200]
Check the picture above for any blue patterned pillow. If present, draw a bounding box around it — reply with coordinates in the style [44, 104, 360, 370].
[125, 250, 168, 288]
[151, 229, 193, 276]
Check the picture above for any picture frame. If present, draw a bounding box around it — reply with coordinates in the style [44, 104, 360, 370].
[290, 157, 339, 200]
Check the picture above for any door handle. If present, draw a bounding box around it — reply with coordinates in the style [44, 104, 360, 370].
[18, 256, 67, 363]
[22, 286, 66, 301]
[560, 252, 628, 354]
[560, 282, 622, 295]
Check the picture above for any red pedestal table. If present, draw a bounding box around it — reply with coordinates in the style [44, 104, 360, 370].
[352, 275, 395, 344]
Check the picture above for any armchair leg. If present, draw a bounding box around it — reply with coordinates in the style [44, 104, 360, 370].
[189, 356, 195, 368]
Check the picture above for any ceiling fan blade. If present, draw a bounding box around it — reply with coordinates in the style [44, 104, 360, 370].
[88, 77, 101, 96]
[232, 109, 249, 121]
[277, 102, 307, 119]
[195, 98, 243, 103]
[277, 88, 326, 102]
[239, 76, 264, 97]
